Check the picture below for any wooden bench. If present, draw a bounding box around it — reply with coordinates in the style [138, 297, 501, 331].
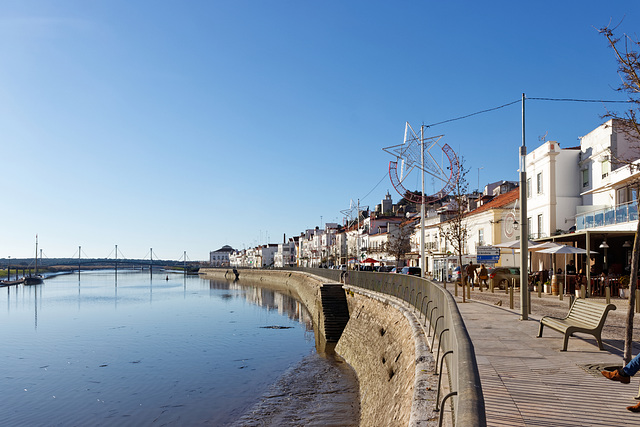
[537, 298, 616, 351]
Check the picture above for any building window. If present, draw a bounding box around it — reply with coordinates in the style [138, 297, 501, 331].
[536, 172, 543, 194]
[582, 169, 589, 188]
[478, 229, 484, 246]
[537, 214, 543, 238]
[527, 217, 532, 239]
[526, 178, 531, 198]
[602, 158, 610, 179]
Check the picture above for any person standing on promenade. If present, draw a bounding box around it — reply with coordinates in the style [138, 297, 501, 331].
[466, 264, 477, 290]
[602, 355, 640, 412]
[478, 264, 488, 292]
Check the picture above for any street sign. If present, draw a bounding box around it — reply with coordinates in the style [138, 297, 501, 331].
[477, 245, 500, 263]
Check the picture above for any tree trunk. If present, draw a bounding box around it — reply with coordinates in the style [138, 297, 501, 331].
[459, 254, 465, 303]
[624, 217, 640, 364]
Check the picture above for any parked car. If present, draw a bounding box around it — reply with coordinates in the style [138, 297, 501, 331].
[377, 266, 394, 272]
[488, 267, 520, 289]
[453, 266, 462, 282]
[400, 266, 422, 276]
[454, 264, 471, 283]
[390, 267, 398, 273]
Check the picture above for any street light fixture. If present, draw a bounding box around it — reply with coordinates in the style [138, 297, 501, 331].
[519, 93, 529, 320]
[600, 239, 609, 273]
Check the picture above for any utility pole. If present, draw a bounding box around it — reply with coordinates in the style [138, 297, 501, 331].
[184, 250, 187, 278]
[357, 199, 361, 270]
[420, 125, 426, 278]
[115, 244, 118, 285]
[519, 93, 529, 320]
[150, 248, 153, 279]
[78, 246, 81, 281]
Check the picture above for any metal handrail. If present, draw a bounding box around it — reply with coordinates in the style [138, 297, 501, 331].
[288, 267, 486, 426]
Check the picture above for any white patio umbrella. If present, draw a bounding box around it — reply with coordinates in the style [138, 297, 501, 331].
[537, 245, 598, 294]
[493, 239, 537, 249]
[529, 242, 563, 251]
[493, 240, 545, 279]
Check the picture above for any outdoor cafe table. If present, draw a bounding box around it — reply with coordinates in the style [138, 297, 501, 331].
[590, 276, 621, 297]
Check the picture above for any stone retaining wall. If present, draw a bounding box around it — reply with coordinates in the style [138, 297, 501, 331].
[199, 268, 434, 426]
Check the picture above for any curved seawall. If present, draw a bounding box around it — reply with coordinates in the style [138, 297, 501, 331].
[199, 268, 435, 426]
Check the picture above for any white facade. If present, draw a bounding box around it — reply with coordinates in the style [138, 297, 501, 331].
[525, 140, 581, 239]
[229, 249, 247, 267]
[332, 231, 348, 265]
[258, 244, 278, 267]
[431, 189, 520, 270]
[577, 158, 640, 233]
[274, 240, 296, 267]
[580, 120, 637, 207]
[209, 245, 234, 267]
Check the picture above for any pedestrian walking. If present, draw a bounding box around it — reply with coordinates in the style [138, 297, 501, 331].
[478, 264, 488, 292]
[602, 354, 640, 412]
[466, 264, 477, 290]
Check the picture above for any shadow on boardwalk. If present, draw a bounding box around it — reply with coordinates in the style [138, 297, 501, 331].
[453, 287, 640, 426]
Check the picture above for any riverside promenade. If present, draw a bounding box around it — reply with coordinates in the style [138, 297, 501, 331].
[453, 286, 640, 426]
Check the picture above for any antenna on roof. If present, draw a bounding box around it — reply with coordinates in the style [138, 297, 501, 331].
[539, 131, 548, 142]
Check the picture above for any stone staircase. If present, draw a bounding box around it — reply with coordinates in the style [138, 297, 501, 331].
[320, 284, 350, 342]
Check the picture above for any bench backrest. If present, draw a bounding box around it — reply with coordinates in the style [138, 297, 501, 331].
[566, 299, 616, 328]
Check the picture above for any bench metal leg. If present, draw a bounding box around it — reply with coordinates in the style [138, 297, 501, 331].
[596, 335, 604, 350]
[537, 322, 544, 338]
[562, 334, 570, 351]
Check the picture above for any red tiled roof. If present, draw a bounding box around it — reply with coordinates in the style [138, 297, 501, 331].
[468, 187, 519, 216]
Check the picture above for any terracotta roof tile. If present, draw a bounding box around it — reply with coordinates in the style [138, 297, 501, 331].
[468, 187, 519, 215]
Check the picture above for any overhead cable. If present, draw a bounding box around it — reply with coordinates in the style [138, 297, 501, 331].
[425, 96, 633, 128]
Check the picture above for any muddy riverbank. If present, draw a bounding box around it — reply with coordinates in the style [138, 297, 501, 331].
[200, 268, 435, 426]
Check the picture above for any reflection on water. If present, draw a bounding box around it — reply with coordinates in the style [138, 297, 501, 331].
[207, 279, 314, 334]
[0, 270, 330, 426]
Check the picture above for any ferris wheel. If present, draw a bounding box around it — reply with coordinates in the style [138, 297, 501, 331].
[383, 122, 460, 204]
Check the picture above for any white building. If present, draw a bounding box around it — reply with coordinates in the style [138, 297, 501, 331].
[274, 239, 296, 267]
[527, 120, 640, 280]
[229, 249, 247, 267]
[209, 245, 235, 267]
[525, 140, 581, 239]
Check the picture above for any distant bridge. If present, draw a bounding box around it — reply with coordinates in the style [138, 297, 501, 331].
[0, 258, 200, 271]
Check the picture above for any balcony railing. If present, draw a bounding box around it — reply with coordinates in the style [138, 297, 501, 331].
[576, 200, 638, 231]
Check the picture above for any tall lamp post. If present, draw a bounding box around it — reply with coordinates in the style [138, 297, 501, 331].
[519, 93, 530, 320]
[421, 126, 426, 278]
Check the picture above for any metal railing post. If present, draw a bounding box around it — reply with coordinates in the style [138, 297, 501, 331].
[435, 350, 454, 411]
[431, 315, 444, 349]
[438, 392, 458, 427]
[434, 328, 450, 374]
[428, 306, 439, 337]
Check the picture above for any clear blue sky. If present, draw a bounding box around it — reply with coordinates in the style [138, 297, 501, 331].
[1, 1, 638, 260]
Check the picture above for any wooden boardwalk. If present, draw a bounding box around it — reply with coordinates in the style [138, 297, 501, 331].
[456, 295, 640, 426]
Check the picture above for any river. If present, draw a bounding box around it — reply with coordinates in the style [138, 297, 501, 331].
[0, 270, 359, 426]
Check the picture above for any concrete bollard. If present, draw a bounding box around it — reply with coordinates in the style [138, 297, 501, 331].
[509, 285, 514, 309]
[559, 282, 564, 301]
[528, 288, 532, 314]
[538, 284, 542, 298]
[580, 285, 586, 299]
[466, 283, 470, 300]
[606, 286, 611, 305]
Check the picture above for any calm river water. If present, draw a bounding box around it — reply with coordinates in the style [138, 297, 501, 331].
[0, 270, 359, 426]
